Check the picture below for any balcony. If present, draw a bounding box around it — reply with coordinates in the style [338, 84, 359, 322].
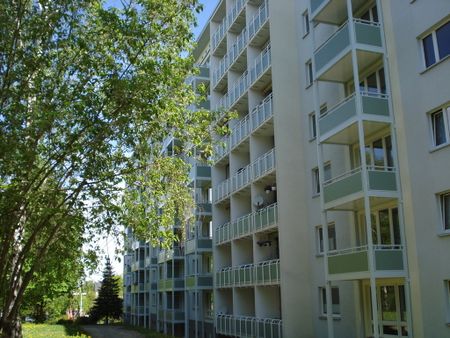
[314, 19, 383, 82]
[213, 148, 276, 203]
[248, 0, 270, 47]
[185, 274, 213, 289]
[159, 309, 185, 322]
[131, 260, 145, 272]
[327, 245, 405, 280]
[145, 256, 157, 267]
[157, 278, 185, 291]
[196, 202, 212, 217]
[157, 247, 184, 264]
[310, 0, 368, 25]
[212, 16, 227, 55]
[185, 237, 213, 254]
[216, 314, 282, 338]
[216, 259, 280, 288]
[189, 163, 211, 187]
[216, 203, 278, 245]
[214, 45, 271, 111]
[213, 93, 273, 164]
[318, 92, 391, 144]
[228, 0, 246, 33]
[323, 166, 398, 210]
[131, 283, 145, 293]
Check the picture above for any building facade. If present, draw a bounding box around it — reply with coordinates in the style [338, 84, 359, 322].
[124, 0, 450, 337]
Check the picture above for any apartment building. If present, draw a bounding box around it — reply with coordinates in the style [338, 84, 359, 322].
[208, 0, 450, 338]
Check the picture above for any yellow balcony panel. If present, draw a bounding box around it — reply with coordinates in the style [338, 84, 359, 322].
[319, 92, 391, 144]
[314, 19, 383, 83]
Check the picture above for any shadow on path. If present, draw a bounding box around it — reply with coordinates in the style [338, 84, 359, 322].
[82, 325, 146, 338]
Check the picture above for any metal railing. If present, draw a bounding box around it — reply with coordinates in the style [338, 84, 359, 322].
[213, 93, 273, 163]
[327, 244, 403, 257]
[216, 259, 280, 287]
[323, 165, 396, 187]
[212, 148, 275, 203]
[216, 314, 282, 338]
[249, 43, 271, 85]
[211, 0, 246, 52]
[248, 0, 269, 41]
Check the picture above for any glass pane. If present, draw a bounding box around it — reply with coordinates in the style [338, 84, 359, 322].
[385, 136, 394, 168]
[436, 22, 450, 60]
[371, 213, 378, 245]
[361, 9, 370, 21]
[372, 5, 379, 23]
[324, 164, 332, 181]
[443, 194, 450, 230]
[432, 110, 447, 146]
[318, 227, 324, 252]
[328, 225, 336, 251]
[392, 208, 401, 245]
[311, 114, 316, 138]
[331, 288, 340, 314]
[378, 68, 386, 94]
[372, 139, 385, 167]
[321, 288, 327, 313]
[379, 209, 391, 245]
[399, 285, 406, 322]
[380, 286, 397, 321]
[423, 34, 436, 67]
[367, 72, 378, 93]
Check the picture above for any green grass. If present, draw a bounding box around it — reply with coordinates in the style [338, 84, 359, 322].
[121, 324, 174, 338]
[23, 323, 91, 338]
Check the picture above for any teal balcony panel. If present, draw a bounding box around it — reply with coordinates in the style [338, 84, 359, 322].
[323, 171, 362, 204]
[375, 249, 404, 270]
[355, 21, 382, 47]
[328, 250, 369, 275]
[362, 95, 390, 117]
[319, 95, 357, 136]
[368, 170, 397, 191]
[311, 0, 326, 14]
[314, 23, 350, 74]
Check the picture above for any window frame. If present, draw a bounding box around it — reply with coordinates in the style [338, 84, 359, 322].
[309, 112, 317, 141]
[445, 280, 450, 324]
[316, 223, 337, 254]
[429, 106, 450, 149]
[319, 286, 341, 316]
[421, 20, 450, 69]
[312, 163, 331, 196]
[302, 10, 310, 37]
[438, 191, 450, 234]
[306, 59, 313, 87]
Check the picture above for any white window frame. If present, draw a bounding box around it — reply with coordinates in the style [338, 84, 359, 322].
[319, 286, 341, 316]
[306, 60, 313, 87]
[302, 10, 310, 37]
[428, 106, 450, 150]
[316, 223, 337, 254]
[445, 280, 450, 324]
[312, 163, 331, 196]
[438, 191, 450, 235]
[421, 20, 450, 69]
[309, 112, 317, 140]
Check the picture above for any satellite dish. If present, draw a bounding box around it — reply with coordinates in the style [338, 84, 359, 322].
[253, 195, 264, 209]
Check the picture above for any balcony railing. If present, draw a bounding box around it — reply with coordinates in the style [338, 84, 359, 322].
[158, 278, 185, 291]
[216, 259, 280, 288]
[323, 165, 397, 207]
[157, 247, 183, 263]
[216, 203, 278, 245]
[185, 274, 213, 289]
[213, 93, 273, 163]
[327, 244, 404, 276]
[248, 0, 269, 41]
[213, 148, 275, 203]
[185, 237, 213, 254]
[215, 45, 271, 111]
[211, 0, 246, 52]
[314, 19, 382, 80]
[216, 314, 282, 338]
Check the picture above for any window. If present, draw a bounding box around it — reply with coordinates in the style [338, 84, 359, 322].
[359, 67, 386, 95]
[360, 5, 379, 23]
[429, 107, 449, 147]
[312, 163, 331, 195]
[309, 112, 316, 140]
[317, 223, 337, 253]
[421, 20, 450, 68]
[446, 280, 450, 323]
[302, 10, 310, 36]
[319, 287, 340, 315]
[439, 192, 450, 231]
[353, 135, 393, 169]
[306, 60, 313, 87]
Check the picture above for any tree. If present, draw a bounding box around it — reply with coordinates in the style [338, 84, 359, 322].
[0, 1, 229, 337]
[89, 258, 122, 324]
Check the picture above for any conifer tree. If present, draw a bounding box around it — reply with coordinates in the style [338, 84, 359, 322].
[90, 258, 122, 324]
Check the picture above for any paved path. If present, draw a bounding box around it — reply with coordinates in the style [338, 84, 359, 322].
[82, 325, 146, 338]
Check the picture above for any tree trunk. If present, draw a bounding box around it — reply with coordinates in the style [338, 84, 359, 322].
[0, 316, 23, 338]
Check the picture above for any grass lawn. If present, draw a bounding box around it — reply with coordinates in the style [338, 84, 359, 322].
[23, 323, 91, 338]
[121, 324, 174, 338]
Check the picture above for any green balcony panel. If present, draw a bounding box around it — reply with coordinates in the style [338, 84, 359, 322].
[324, 171, 362, 203]
[199, 239, 212, 250]
[368, 171, 397, 191]
[319, 96, 357, 136]
[355, 22, 382, 47]
[199, 66, 209, 78]
[314, 24, 350, 73]
[174, 279, 184, 289]
[328, 251, 369, 274]
[197, 203, 212, 213]
[186, 276, 195, 288]
[198, 276, 213, 287]
[375, 250, 404, 270]
[196, 166, 211, 177]
[362, 95, 390, 116]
